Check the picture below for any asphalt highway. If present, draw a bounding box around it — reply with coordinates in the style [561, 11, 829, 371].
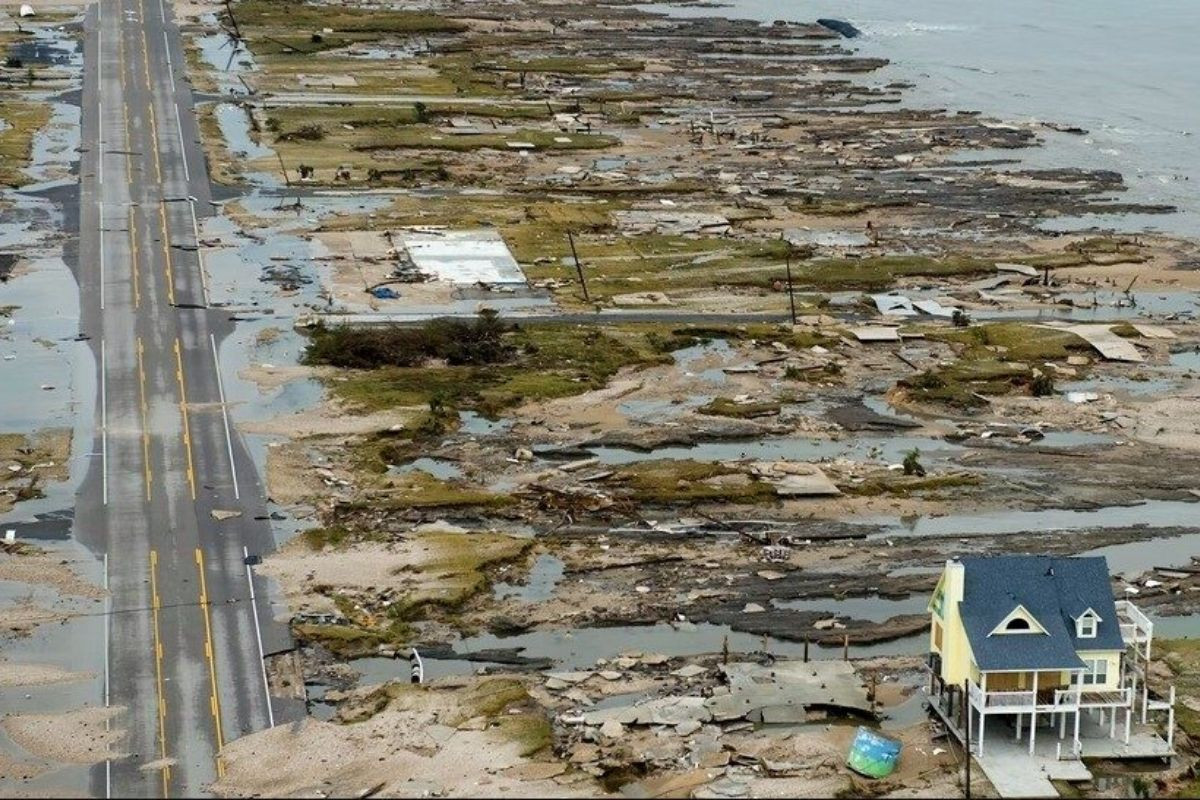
[75, 0, 300, 795]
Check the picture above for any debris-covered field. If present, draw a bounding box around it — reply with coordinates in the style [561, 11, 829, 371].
[2, 0, 1200, 796]
[179, 0, 1200, 795]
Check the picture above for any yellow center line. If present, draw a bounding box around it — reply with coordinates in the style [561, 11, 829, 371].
[116, 3, 140, 310]
[149, 550, 171, 797]
[137, 0, 176, 306]
[195, 548, 227, 777]
[172, 337, 197, 500]
[136, 336, 152, 500]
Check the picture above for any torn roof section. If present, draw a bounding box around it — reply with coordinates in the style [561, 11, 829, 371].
[958, 555, 1125, 673]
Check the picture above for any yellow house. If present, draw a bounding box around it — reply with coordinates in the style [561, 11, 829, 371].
[925, 555, 1167, 756]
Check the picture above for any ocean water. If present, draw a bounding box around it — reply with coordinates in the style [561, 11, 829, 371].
[646, 0, 1200, 237]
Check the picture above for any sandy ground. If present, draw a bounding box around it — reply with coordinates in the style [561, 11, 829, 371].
[213, 709, 589, 798]
[0, 751, 46, 784]
[240, 398, 415, 438]
[0, 600, 66, 637]
[261, 532, 524, 616]
[1, 706, 125, 765]
[0, 660, 93, 688]
[265, 441, 331, 507]
[0, 428, 72, 515]
[238, 362, 328, 394]
[1135, 391, 1200, 451]
[0, 552, 105, 601]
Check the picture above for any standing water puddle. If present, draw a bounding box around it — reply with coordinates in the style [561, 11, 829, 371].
[493, 554, 565, 603]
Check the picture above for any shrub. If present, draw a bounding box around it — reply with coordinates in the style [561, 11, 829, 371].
[303, 310, 514, 369]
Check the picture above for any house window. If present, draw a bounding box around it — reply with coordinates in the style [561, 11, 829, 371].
[1081, 658, 1109, 686]
[1004, 617, 1032, 632]
[932, 620, 943, 651]
[1077, 613, 1097, 639]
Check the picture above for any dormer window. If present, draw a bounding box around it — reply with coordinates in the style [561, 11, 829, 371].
[1077, 610, 1099, 639]
[990, 605, 1047, 636]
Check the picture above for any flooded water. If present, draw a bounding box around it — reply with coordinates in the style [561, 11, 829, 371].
[195, 15, 257, 94]
[493, 554, 565, 603]
[0, 539, 105, 793]
[389, 457, 464, 481]
[646, 0, 1200, 237]
[871, 499, 1200, 542]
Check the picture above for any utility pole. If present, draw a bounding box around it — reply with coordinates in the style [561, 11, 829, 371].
[275, 151, 291, 188]
[567, 230, 589, 302]
[784, 251, 797, 324]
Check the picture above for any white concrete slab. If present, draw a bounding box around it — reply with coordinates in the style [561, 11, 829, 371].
[971, 708, 1171, 799]
[400, 229, 527, 285]
[1063, 324, 1145, 363]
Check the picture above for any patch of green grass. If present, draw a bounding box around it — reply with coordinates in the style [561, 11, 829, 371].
[375, 470, 515, 510]
[0, 102, 50, 187]
[496, 714, 553, 756]
[460, 677, 530, 719]
[236, 0, 466, 36]
[900, 323, 1090, 409]
[384, 531, 531, 621]
[901, 359, 1037, 409]
[699, 397, 782, 419]
[785, 362, 844, 383]
[608, 459, 775, 505]
[796, 255, 994, 291]
[842, 473, 982, 497]
[293, 623, 387, 658]
[929, 322, 1090, 361]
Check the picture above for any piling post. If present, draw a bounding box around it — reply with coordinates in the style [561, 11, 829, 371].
[963, 678, 972, 799]
[842, 633, 849, 661]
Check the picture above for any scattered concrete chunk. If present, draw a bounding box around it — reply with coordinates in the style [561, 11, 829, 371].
[849, 326, 901, 343]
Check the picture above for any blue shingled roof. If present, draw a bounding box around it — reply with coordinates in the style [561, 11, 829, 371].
[958, 556, 1125, 672]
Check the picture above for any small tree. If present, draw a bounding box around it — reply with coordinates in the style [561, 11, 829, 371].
[413, 101, 429, 124]
[903, 448, 926, 477]
[1030, 369, 1055, 397]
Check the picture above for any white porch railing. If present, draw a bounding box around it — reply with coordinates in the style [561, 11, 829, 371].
[985, 689, 1037, 708]
[970, 685, 1132, 712]
[1115, 599, 1153, 647]
[1058, 686, 1133, 708]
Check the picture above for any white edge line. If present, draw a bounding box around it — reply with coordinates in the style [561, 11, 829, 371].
[98, 213, 105, 311]
[210, 333, 240, 500]
[174, 101, 190, 182]
[244, 545, 276, 728]
[101, 339, 108, 505]
[104, 550, 111, 798]
[190, 199, 209, 303]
